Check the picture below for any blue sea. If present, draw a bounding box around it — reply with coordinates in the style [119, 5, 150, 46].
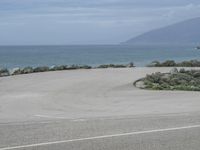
[0, 44, 199, 68]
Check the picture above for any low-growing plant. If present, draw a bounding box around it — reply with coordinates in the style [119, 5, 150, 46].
[137, 68, 200, 91]
[148, 59, 200, 67]
[97, 62, 134, 68]
[0, 62, 134, 77]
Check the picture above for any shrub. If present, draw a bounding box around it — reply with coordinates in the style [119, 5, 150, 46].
[97, 63, 134, 68]
[137, 68, 200, 91]
[148, 59, 200, 67]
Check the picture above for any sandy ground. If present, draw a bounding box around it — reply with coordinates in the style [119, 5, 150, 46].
[0, 67, 200, 123]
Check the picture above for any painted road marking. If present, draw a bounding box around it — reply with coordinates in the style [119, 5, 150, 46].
[34, 114, 66, 119]
[0, 124, 200, 150]
[72, 119, 87, 122]
[35, 115, 87, 122]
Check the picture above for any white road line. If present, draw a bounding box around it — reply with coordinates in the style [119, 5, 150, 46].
[34, 115, 66, 119]
[72, 119, 87, 122]
[35, 115, 87, 122]
[0, 121, 51, 126]
[0, 124, 200, 150]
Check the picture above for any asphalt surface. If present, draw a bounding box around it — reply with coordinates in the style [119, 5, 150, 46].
[0, 113, 200, 150]
[0, 68, 200, 150]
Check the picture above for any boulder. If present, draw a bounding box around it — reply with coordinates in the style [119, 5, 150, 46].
[0, 68, 10, 77]
[67, 65, 80, 70]
[50, 65, 67, 71]
[193, 71, 200, 78]
[148, 61, 160, 67]
[33, 66, 49, 72]
[162, 60, 176, 67]
[179, 68, 186, 73]
[97, 64, 128, 68]
[170, 68, 178, 74]
[79, 65, 92, 69]
[10, 68, 21, 75]
[135, 80, 146, 89]
[127, 62, 135, 68]
[22, 67, 33, 74]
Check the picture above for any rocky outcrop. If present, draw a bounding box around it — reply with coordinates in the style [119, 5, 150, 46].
[170, 68, 178, 74]
[0, 68, 10, 77]
[22, 67, 34, 74]
[33, 66, 50, 72]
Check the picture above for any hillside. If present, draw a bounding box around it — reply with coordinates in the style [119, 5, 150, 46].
[125, 17, 200, 44]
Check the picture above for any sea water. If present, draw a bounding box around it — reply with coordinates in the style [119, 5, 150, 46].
[0, 44, 199, 68]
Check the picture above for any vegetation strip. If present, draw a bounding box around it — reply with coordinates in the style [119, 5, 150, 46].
[135, 68, 200, 91]
[0, 63, 134, 77]
[148, 59, 200, 67]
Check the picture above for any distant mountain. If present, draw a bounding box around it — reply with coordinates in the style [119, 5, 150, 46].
[125, 17, 200, 45]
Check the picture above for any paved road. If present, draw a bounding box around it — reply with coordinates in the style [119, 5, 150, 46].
[0, 68, 200, 149]
[0, 113, 200, 150]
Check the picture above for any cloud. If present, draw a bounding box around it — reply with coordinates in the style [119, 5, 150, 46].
[162, 4, 200, 21]
[0, 0, 200, 44]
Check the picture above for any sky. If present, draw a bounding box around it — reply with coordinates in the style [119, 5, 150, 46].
[0, 0, 200, 45]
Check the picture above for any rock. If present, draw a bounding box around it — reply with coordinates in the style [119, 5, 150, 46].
[97, 64, 127, 68]
[193, 71, 200, 77]
[49, 65, 56, 70]
[127, 62, 135, 68]
[179, 68, 186, 73]
[148, 61, 160, 67]
[67, 65, 80, 70]
[10, 68, 21, 75]
[33, 66, 49, 72]
[79, 65, 92, 69]
[22, 67, 33, 74]
[135, 80, 146, 89]
[170, 68, 178, 74]
[97, 64, 109, 68]
[162, 60, 176, 67]
[50, 65, 67, 71]
[0, 68, 10, 77]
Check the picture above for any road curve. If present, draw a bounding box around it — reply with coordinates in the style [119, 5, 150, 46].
[0, 68, 200, 150]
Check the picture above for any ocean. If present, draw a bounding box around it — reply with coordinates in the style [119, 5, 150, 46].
[0, 44, 199, 68]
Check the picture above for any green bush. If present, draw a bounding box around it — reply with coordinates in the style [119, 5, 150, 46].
[148, 60, 200, 67]
[0, 63, 134, 77]
[97, 63, 134, 68]
[139, 68, 200, 91]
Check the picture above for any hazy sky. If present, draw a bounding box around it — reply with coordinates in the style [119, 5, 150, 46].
[0, 0, 200, 45]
